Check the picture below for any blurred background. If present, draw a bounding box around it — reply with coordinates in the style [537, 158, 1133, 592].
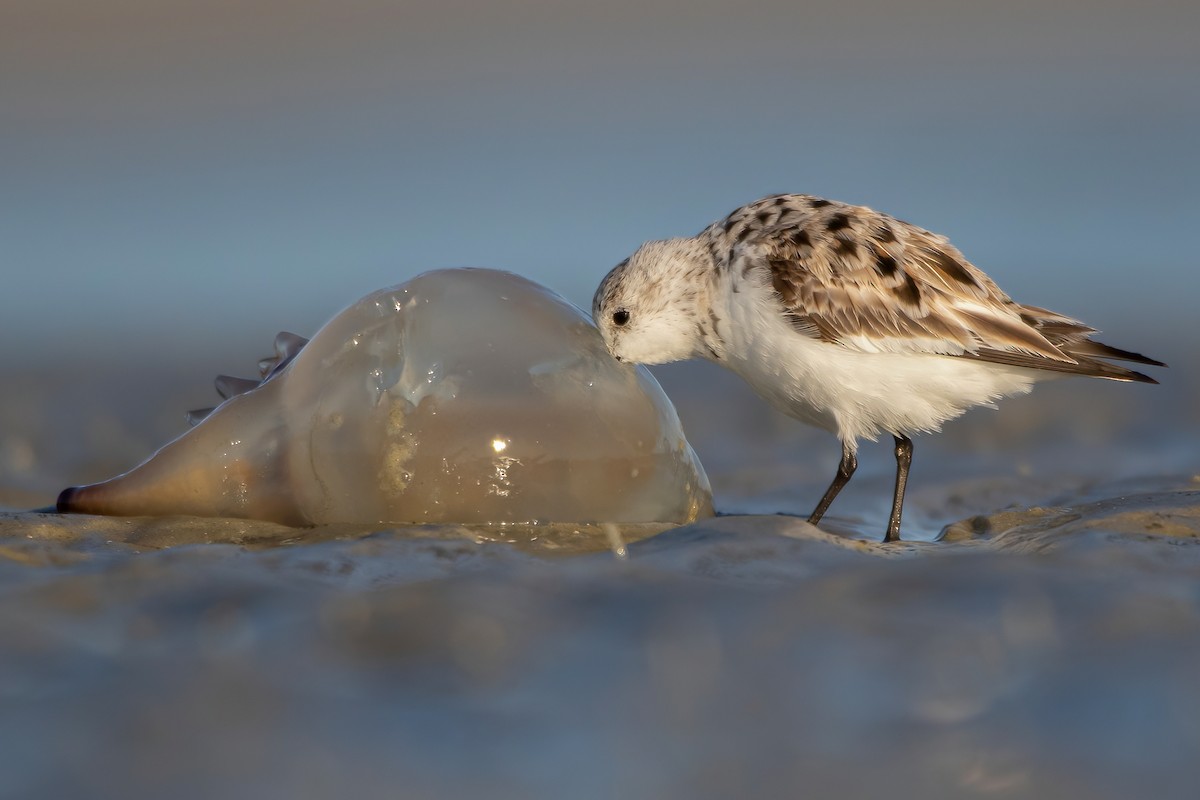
[3, 0, 1197, 362]
[1, 0, 1197, 509]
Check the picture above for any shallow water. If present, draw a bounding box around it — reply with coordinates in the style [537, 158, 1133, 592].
[2, 357, 1198, 799]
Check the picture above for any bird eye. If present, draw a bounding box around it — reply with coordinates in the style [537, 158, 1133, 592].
[612, 309, 630, 327]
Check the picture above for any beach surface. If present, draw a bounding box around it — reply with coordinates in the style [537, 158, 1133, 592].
[1, 357, 1198, 799]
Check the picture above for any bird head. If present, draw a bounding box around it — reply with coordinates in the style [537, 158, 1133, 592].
[592, 238, 713, 365]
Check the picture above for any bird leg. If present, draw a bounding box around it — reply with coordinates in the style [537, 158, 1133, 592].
[808, 441, 856, 526]
[885, 435, 913, 543]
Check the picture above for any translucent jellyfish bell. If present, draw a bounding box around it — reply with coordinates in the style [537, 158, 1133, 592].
[58, 269, 713, 526]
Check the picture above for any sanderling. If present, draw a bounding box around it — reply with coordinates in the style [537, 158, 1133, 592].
[592, 194, 1165, 541]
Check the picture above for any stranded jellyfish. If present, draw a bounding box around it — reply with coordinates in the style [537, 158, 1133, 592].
[58, 269, 713, 526]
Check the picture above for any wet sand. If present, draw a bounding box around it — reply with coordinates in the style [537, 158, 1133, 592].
[1, 359, 1198, 799]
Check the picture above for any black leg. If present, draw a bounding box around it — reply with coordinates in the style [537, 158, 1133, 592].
[885, 434, 913, 543]
[808, 440, 856, 526]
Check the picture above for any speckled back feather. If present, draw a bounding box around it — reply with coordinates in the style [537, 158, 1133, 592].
[699, 194, 1162, 383]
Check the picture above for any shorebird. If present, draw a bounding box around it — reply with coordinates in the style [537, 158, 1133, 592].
[592, 194, 1164, 541]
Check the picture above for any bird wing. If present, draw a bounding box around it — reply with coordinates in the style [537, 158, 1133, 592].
[710, 195, 1159, 381]
[722, 195, 1144, 373]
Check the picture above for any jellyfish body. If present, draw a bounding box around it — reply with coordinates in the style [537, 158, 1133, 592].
[58, 269, 712, 525]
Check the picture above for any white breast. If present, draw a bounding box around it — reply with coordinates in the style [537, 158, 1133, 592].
[711, 271, 1044, 446]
